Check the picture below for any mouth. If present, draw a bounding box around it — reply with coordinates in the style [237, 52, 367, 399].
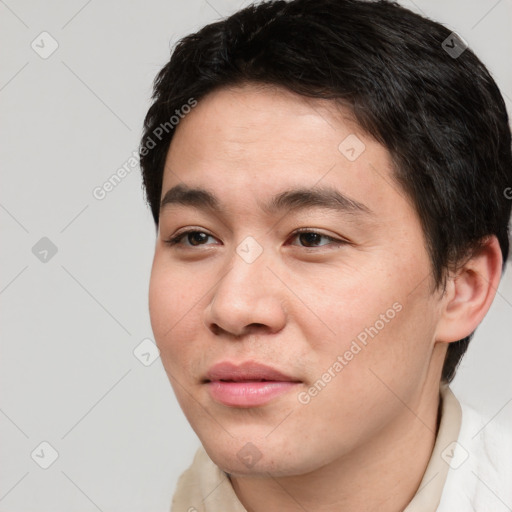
[204, 361, 302, 407]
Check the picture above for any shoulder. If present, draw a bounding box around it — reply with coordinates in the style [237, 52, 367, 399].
[437, 394, 512, 511]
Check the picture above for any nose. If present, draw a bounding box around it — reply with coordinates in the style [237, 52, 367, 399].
[203, 245, 287, 338]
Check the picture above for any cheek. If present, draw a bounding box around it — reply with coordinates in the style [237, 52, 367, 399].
[148, 254, 219, 382]
[327, 292, 437, 404]
[301, 258, 436, 384]
[294, 263, 392, 349]
[149, 266, 176, 339]
[294, 299, 437, 449]
[148, 257, 194, 352]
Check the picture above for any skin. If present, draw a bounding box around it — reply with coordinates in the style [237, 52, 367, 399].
[148, 83, 502, 512]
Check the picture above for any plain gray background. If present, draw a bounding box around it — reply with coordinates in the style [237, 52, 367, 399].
[1, 0, 511, 510]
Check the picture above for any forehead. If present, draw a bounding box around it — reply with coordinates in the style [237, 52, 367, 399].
[161, 84, 412, 222]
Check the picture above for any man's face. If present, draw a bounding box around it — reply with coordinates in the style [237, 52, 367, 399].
[149, 84, 446, 476]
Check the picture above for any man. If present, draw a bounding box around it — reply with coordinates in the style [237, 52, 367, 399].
[139, 0, 512, 510]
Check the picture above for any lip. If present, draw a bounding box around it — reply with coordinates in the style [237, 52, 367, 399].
[205, 361, 298, 382]
[204, 361, 301, 407]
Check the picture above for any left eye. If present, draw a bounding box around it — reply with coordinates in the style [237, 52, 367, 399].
[289, 230, 343, 248]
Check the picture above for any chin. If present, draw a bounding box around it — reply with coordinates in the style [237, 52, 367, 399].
[199, 434, 323, 478]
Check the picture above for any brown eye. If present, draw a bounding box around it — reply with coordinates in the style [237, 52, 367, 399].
[164, 230, 217, 247]
[290, 230, 343, 248]
[298, 232, 324, 247]
[186, 232, 210, 246]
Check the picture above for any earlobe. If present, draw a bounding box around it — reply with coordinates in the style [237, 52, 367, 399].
[435, 236, 503, 344]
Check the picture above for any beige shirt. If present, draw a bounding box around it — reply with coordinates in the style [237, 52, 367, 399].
[171, 385, 462, 512]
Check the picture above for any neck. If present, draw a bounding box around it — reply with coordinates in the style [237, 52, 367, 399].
[229, 379, 442, 512]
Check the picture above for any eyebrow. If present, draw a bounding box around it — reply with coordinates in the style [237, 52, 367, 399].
[160, 183, 373, 217]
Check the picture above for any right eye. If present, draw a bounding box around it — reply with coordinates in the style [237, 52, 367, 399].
[164, 229, 219, 248]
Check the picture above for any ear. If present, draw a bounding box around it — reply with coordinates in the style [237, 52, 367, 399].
[435, 236, 503, 344]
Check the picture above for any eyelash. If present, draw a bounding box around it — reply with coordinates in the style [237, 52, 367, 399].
[163, 228, 348, 250]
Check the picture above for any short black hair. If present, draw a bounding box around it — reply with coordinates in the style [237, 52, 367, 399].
[139, 0, 512, 383]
